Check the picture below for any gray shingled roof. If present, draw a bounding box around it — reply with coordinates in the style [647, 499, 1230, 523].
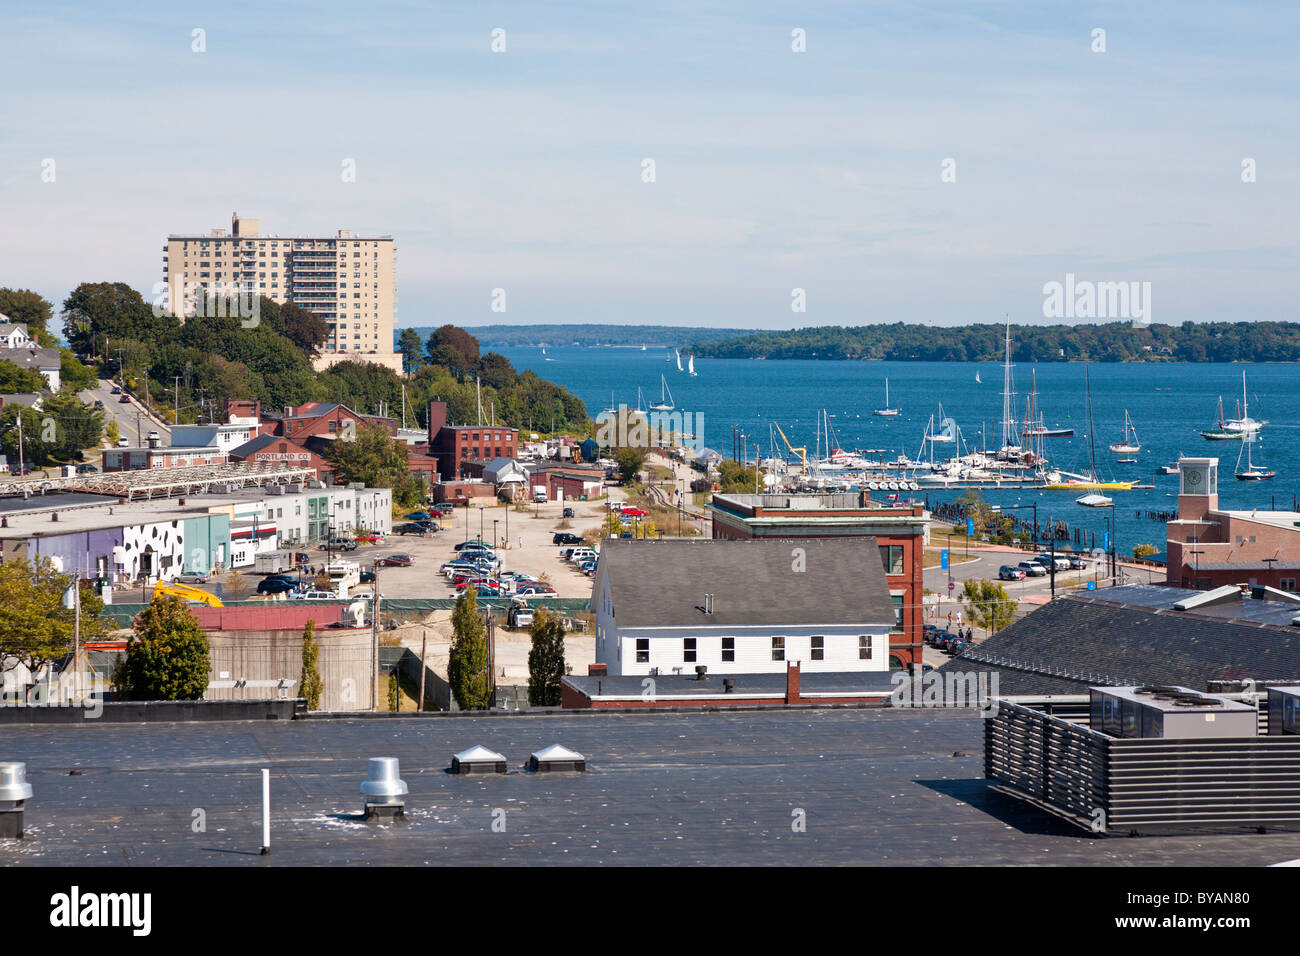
[939, 586, 1300, 695]
[598, 536, 894, 629]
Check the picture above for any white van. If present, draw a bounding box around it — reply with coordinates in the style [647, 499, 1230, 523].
[569, 547, 596, 564]
[608, 501, 625, 512]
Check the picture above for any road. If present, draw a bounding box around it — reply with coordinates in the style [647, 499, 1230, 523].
[79, 378, 171, 451]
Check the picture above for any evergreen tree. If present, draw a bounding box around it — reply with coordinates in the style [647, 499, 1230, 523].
[527, 608, 567, 706]
[299, 619, 323, 710]
[448, 586, 491, 709]
[115, 595, 211, 700]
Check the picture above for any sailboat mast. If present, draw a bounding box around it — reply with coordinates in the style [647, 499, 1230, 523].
[1001, 317, 1016, 449]
[1085, 366, 1097, 481]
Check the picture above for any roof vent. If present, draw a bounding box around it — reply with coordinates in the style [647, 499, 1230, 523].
[527, 744, 586, 773]
[1173, 585, 1243, 612]
[0, 761, 33, 839]
[451, 745, 507, 775]
[360, 757, 407, 820]
[723, 678, 735, 693]
[695, 665, 708, 681]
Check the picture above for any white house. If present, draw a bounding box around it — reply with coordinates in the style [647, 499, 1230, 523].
[171, 422, 259, 453]
[0, 320, 31, 349]
[591, 537, 896, 677]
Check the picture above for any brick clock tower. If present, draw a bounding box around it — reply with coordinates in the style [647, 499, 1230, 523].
[1177, 457, 1218, 521]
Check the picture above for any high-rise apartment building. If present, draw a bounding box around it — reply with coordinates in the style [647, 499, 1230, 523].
[163, 213, 402, 372]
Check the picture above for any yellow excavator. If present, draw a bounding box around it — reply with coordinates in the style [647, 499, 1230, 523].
[152, 580, 224, 607]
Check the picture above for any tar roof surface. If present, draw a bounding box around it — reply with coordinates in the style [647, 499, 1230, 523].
[597, 536, 895, 629]
[939, 585, 1300, 695]
[6, 709, 1300, 866]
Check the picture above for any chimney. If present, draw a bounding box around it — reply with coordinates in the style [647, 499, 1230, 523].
[587, 662, 607, 676]
[427, 400, 447, 444]
[785, 661, 802, 705]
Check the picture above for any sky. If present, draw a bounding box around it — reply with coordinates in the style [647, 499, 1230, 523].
[1, 0, 1296, 331]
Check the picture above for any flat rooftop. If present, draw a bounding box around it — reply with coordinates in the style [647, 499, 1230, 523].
[5, 709, 1300, 866]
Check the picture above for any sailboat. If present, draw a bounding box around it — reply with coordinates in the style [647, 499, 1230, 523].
[1199, 396, 1239, 440]
[634, 387, 647, 416]
[975, 371, 982, 384]
[675, 349, 683, 372]
[1225, 370, 1266, 436]
[1108, 410, 1141, 454]
[872, 379, 900, 416]
[688, 355, 697, 376]
[1044, 366, 1135, 492]
[1234, 435, 1275, 481]
[648, 374, 675, 411]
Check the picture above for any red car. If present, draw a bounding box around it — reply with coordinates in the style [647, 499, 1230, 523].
[620, 507, 647, 517]
[378, 554, 413, 567]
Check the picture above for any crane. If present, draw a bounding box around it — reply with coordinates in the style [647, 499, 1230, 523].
[773, 423, 807, 475]
[153, 581, 224, 607]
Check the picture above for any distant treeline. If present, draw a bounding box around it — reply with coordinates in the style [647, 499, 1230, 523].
[690, 322, 1300, 363]
[443, 324, 756, 348]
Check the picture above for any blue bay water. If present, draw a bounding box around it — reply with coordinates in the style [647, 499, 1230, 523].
[499, 345, 1299, 554]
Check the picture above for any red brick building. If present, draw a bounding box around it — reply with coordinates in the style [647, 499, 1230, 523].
[427, 401, 518, 480]
[1166, 456, 1300, 591]
[272, 402, 397, 442]
[228, 434, 330, 479]
[709, 492, 930, 669]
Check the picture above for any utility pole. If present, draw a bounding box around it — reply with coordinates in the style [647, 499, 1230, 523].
[16, 413, 23, 475]
[370, 560, 380, 712]
[417, 632, 427, 712]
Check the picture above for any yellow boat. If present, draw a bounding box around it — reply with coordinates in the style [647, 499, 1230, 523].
[1042, 479, 1135, 491]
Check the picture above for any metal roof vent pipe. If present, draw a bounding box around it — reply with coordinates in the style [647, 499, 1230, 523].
[360, 757, 407, 821]
[527, 744, 586, 773]
[723, 678, 735, 694]
[695, 665, 708, 681]
[0, 762, 33, 839]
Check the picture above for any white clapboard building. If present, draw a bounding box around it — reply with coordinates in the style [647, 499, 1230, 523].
[591, 537, 895, 676]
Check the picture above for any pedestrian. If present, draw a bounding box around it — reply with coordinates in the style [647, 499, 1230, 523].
[518, 535, 523, 551]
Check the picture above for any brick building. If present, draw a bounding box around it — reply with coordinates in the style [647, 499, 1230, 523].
[1166, 456, 1300, 591]
[427, 401, 518, 480]
[709, 492, 931, 670]
[228, 434, 329, 479]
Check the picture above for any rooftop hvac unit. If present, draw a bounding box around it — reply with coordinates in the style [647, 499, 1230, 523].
[1267, 686, 1300, 735]
[1089, 685, 1257, 740]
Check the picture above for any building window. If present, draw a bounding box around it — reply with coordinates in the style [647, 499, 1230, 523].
[683, 638, 696, 663]
[879, 545, 904, 575]
[811, 635, 824, 661]
[635, 638, 649, 664]
[771, 636, 785, 661]
[859, 636, 872, 660]
[891, 595, 904, 629]
[1283, 578, 1297, 592]
[722, 637, 734, 662]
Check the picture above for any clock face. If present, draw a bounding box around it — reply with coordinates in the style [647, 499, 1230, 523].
[1185, 469, 1202, 488]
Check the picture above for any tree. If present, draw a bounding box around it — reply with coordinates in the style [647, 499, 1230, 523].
[960, 578, 1016, 635]
[1132, 543, 1159, 558]
[527, 608, 567, 706]
[40, 391, 105, 461]
[425, 325, 480, 373]
[260, 298, 329, 357]
[0, 405, 54, 467]
[61, 281, 177, 358]
[0, 558, 107, 687]
[105, 419, 120, 446]
[58, 349, 98, 392]
[387, 672, 400, 712]
[114, 595, 211, 701]
[447, 586, 491, 709]
[477, 352, 517, 390]
[299, 619, 323, 710]
[397, 328, 424, 373]
[0, 288, 54, 333]
[323, 422, 423, 509]
[614, 446, 646, 483]
[0, 359, 47, 393]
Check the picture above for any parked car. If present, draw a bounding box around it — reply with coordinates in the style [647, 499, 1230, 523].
[553, 532, 584, 545]
[118, 393, 130, 403]
[394, 523, 430, 536]
[76, 463, 98, 474]
[514, 584, 557, 596]
[1018, 561, 1047, 577]
[92, 400, 104, 410]
[454, 539, 492, 552]
[378, 554, 413, 567]
[1036, 554, 1072, 572]
[320, 538, 358, 552]
[110, 385, 121, 394]
[298, 589, 340, 601]
[620, 507, 647, 518]
[1066, 554, 1087, 570]
[359, 569, 375, 584]
[562, 507, 575, 518]
[999, 565, 1027, 581]
[175, 571, 210, 584]
[256, 578, 297, 595]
